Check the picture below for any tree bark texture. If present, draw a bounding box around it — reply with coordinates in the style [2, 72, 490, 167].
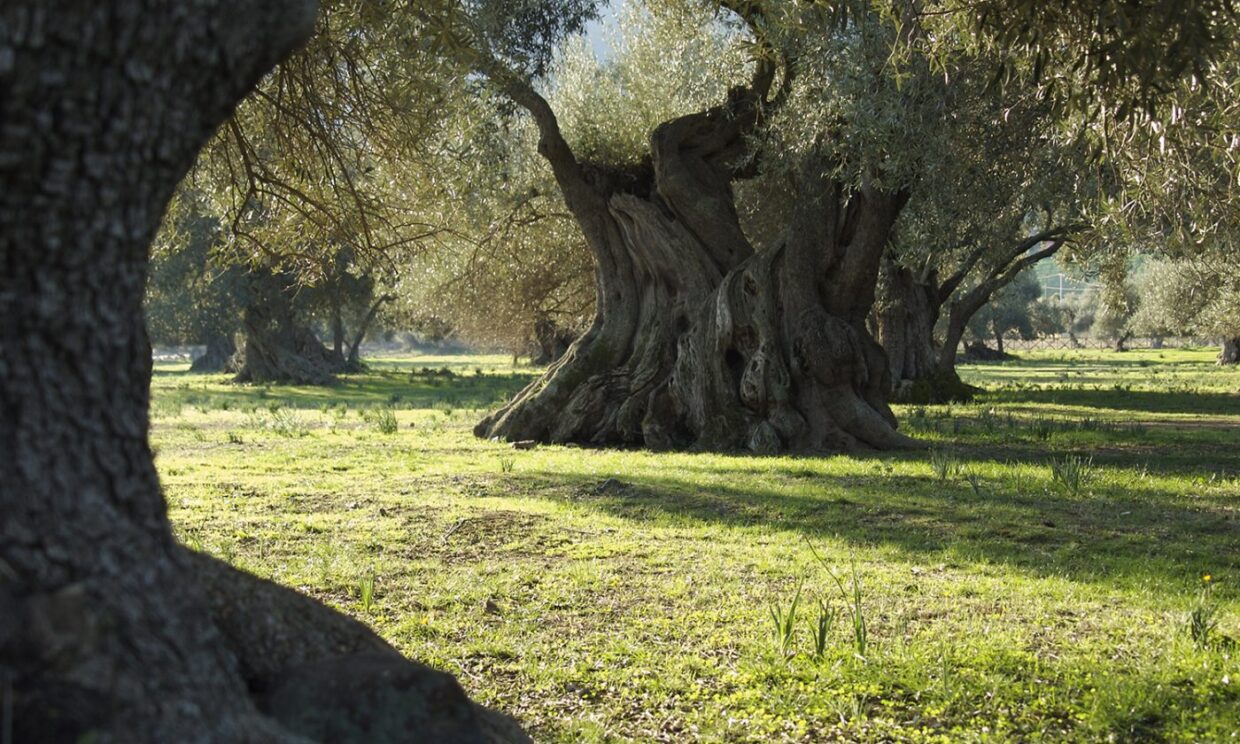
[1220, 337, 1240, 365]
[531, 316, 577, 365]
[873, 263, 977, 404]
[477, 72, 916, 453]
[233, 269, 347, 385]
[878, 229, 1077, 402]
[0, 4, 525, 742]
[875, 263, 939, 385]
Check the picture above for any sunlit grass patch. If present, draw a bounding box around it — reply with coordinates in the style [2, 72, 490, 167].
[155, 350, 1240, 742]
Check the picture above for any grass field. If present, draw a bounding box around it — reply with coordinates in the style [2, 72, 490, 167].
[151, 348, 1239, 742]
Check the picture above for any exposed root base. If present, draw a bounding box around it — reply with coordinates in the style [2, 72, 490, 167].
[478, 224, 919, 455]
[4, 552, 530, 743]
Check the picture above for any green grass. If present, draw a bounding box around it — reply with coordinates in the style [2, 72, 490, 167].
[153, 348, 1239, 742]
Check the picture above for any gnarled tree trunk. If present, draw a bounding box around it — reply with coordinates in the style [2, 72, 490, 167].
[874, 263, 977, 404]
[476, 69, 915, 453]
[880, 228, 1079, 402]
[531, 316, 577, 365]
[0, 4, 524, 741]
[875, 263, 939, 384]
[191, 333, 238, 373]
[233, 269, 343, 385]
[1220, 337, 1240, 365]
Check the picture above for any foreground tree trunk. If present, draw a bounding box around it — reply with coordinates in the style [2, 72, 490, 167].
[191, 333, 239, 373]
[476, 66, 915, 453]
[1219, 337, 1239, 365]
[0, 4, 524, 741]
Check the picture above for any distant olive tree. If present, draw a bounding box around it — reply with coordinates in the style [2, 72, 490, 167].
[1132, 257, 1240, 363]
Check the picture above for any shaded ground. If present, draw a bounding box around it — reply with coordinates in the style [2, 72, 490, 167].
[153, 348, 1238, 743]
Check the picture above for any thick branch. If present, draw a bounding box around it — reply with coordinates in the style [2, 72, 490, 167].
[936, 243, 992, 304]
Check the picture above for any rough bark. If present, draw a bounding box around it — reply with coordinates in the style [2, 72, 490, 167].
[0, 3, 525, 742]
[190, 333, 239, 374]
[875, 264, 939, 384]
[475, 67, 916, 453]
[1220, 337, 1240, 365]
[877, 229, 1077, 404]
[874, 263, 978, 404]
[232, 269, 344, 385]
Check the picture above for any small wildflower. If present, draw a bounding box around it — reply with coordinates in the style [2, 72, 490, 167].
[1203, 574, 1212, 583]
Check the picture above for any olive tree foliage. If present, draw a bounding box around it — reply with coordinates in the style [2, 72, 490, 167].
[1132, 256, 1240, 362]
[158, 0, 490, 382]
[147, 191, 244, 371]
[549, 2, 752, 165]
[871, 51, 1096, 402]
[1104, 38, 1239, 254]
[954, 0, 1239, 124]
[401, 174, 597, 358]
[196, 0, 467, 268]
[392, 77, 597, 358]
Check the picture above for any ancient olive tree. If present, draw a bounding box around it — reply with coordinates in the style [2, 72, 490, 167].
[0, 2, 524, 741]
[452, 0, 1238, 450]
[1132, 257, 1240, 363]
[147, 191, 245, 372]
[962, 269, 1051, 356]
[871, 57, 1093, 402]
[430, 0, 975, 453]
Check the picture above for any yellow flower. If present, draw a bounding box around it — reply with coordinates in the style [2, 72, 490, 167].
[1203, 574, 1212, 583]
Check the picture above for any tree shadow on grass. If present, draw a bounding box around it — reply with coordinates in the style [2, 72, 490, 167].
[151, 367, 536, 411]
[979, 387, 1240, 417]
[506, 455, 1238, 595]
